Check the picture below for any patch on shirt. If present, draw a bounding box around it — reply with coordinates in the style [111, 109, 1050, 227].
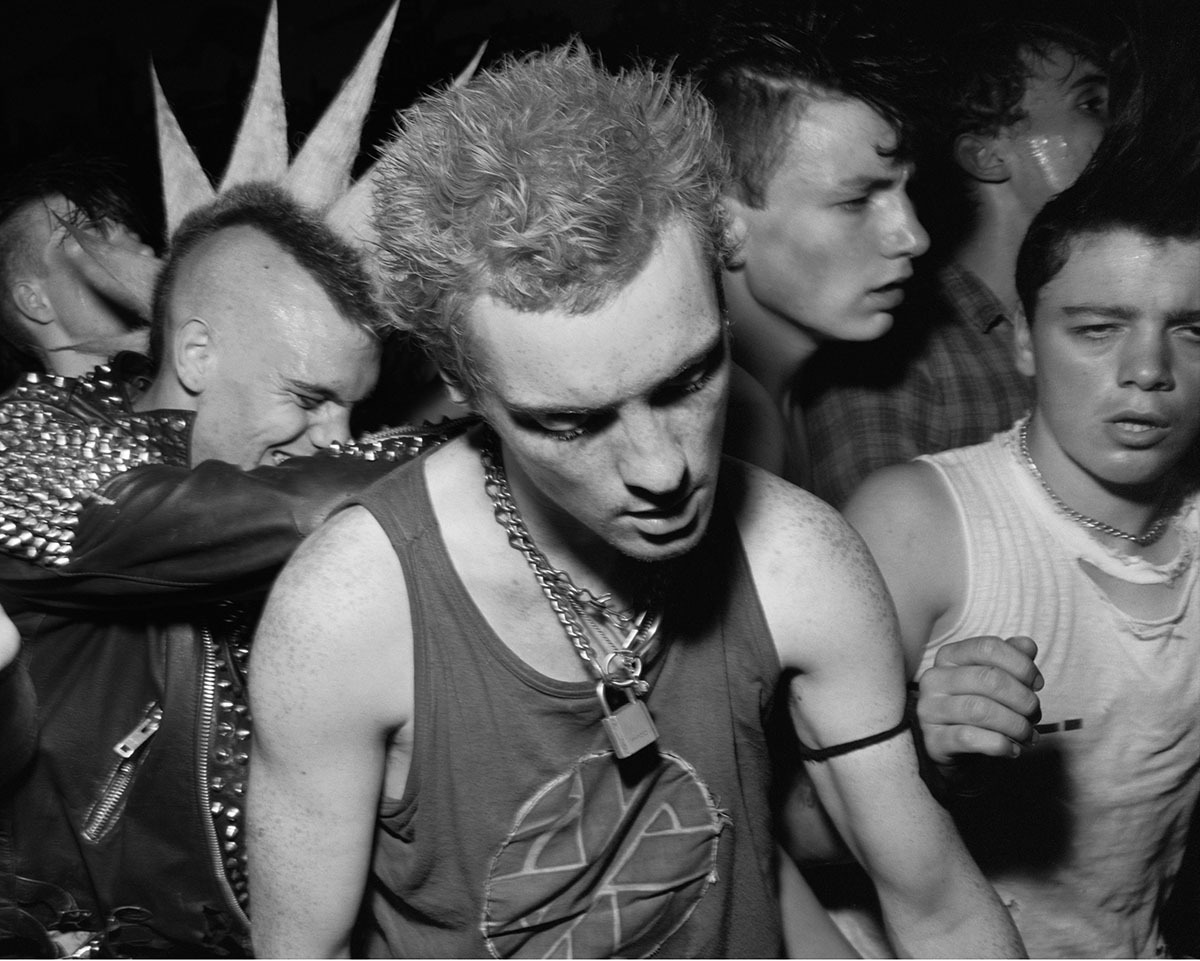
[482, 750, 722, 958]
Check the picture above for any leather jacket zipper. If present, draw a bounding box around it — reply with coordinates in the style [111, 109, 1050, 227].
[81, 702, 163, 843]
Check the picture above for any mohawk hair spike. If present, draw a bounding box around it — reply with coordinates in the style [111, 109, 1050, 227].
[219, 1, 289, 193]
[454, 38, 489, 87]
[283, 0, 400, 210]
[325, 158, 381, 247]
[326, 38, 488, 246]
[152, 65, 216, 236]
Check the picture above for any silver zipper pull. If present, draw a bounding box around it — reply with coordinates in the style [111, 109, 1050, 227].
[113, 704, 163, 758]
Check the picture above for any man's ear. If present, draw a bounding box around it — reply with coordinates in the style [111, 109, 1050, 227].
[1013, 306, 1036, 378]
[174, 317, 213, 395]
[720, 194, 751, 268]
[953, 132, 1010, 184]
[438, 367, 472, 408]
[11, 280, 54, 324]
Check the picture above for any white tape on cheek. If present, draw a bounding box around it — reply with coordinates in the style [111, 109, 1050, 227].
[1024, 135, 1084, 194]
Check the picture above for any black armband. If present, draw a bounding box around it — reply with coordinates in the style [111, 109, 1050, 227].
[796, 707, 913, 763]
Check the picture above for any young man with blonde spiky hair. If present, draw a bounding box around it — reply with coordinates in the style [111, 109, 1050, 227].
[247, 45, 1024, 959]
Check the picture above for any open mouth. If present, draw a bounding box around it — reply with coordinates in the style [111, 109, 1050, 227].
[1110, 410, 1169, 431]
[1107, 413, 1171, 447]
[867, 284, 906, 310]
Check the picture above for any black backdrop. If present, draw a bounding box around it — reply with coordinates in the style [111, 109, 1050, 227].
[0, 0, 1138, 247]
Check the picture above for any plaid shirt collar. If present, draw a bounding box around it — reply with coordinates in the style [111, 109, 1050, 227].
[939, 261, 1017, 334]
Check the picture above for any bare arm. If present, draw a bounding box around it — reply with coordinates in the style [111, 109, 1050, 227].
[248, 506, 412, 958]
[734, 463, 1024, 957]
[844, 464, 1042, 765]
[778, 855, 860, 959]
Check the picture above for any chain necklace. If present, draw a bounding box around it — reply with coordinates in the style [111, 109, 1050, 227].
[479, 430, 663, 693]
[1019, 419, 1171, 548]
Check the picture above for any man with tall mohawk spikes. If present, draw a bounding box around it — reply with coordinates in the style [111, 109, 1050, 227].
[0, 3, 480, 956]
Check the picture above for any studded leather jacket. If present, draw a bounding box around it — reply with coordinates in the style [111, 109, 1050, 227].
[0, 357, 467, 956]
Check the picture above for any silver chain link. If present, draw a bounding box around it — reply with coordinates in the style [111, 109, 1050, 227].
[1019, 419, 1171, 548]
[480, 430, 661, 691]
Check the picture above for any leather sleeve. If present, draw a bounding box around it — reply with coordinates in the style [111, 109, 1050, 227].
[0, 456, 395, 614]
[0, 655, 36, 785]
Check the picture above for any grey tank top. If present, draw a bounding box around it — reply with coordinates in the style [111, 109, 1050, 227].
[349, 456, 786, 958]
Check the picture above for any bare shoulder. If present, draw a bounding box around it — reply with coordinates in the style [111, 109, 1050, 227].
[843, 460, 956, 541]
[253, 504, 411, 731]
[265, 504, 404, 620]
[724, 457, 859, 564]
[724, 460, 898, 672]
[842, 460, 964, 669]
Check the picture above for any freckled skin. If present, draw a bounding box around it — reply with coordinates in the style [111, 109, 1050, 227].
[248, 228, 1025, 959]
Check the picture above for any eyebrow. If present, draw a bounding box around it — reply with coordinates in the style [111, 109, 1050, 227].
[508, 327, 726, 421]
[836, 173, 902, 194]
[1061, 305, 1200, 325]
[1062, 304, 1137, 321]
[1069, 71, 1108, 91]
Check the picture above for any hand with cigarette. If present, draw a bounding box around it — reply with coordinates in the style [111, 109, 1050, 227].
[914, 634, 1043, 766]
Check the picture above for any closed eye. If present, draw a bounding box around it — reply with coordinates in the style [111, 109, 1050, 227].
[657, 335, 727, 402]
[1072, 323, 1120, 340]
[1074, 80, 1109, 120]
[656, 366, 715, 404]
[836, 196, 870, 212]
[520, 409, 610, 442]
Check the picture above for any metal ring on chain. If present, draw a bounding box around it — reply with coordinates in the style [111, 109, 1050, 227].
[603, 650, 644, 687]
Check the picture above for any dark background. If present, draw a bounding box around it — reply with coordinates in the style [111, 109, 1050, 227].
[0, 0, 1139, 247]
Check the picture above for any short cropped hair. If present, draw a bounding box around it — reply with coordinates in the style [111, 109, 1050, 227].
[694, 3, 934, 207]
[946, 20, 1107, 141]
[1016, 97, 1200, 320]
[373, 44, 731, 402]
[150, 182, 385, 371]
[0, 155, 145, 356]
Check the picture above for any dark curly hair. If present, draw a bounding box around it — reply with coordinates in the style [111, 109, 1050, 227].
[945, 19, 1108, 141]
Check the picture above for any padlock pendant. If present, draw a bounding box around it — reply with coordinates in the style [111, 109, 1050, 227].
[598, 682, 658, 758]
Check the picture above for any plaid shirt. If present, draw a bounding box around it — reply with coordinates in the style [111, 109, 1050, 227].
[799, 262, 1035, 508]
